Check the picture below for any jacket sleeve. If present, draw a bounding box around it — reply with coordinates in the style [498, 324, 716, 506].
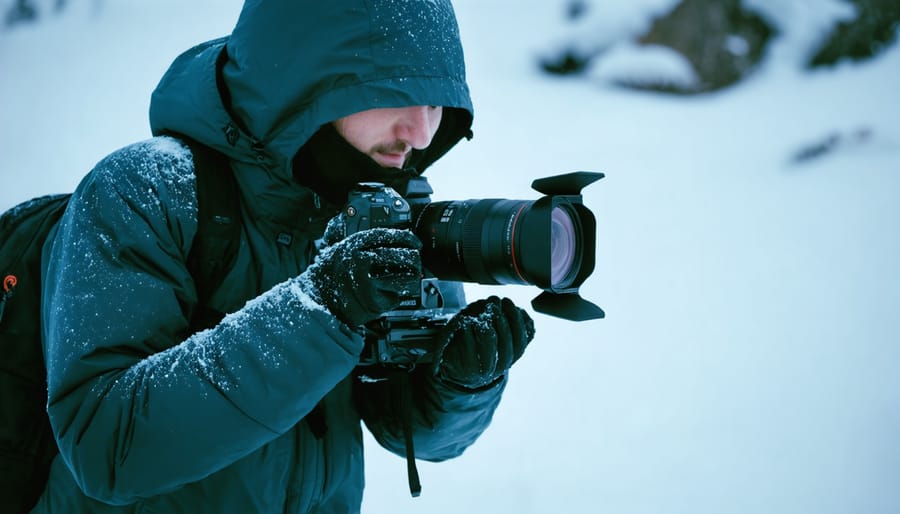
[355, 281, 506, 462]
[40, 138, 363, 505]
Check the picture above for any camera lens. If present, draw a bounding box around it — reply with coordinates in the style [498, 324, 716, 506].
[550, 206, 577, 288]
[414, 198, 586, 290]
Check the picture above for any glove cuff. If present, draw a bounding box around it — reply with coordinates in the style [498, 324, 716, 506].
[436, 372, 507, 394]
[292, 271, 340, 323]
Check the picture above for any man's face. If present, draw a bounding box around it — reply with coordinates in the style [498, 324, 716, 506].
[332, 106, 443, 169]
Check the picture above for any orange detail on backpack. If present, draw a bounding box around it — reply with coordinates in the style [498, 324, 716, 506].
[2, 274, 16, 293]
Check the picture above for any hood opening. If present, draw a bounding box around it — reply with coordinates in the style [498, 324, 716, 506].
[292, 107, 472, 206]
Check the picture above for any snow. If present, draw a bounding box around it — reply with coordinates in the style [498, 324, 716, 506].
[586, 42, 701, 90]
[2, 1, 899, 513]
[745, 0, 857, 67]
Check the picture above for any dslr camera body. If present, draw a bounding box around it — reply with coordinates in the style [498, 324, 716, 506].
[334, 173, 604, 369]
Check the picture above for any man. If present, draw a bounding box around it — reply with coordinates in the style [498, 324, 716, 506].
[32, 0, 534, 513]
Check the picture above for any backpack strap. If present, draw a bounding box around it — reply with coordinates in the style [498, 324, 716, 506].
[179, 137, 242, 332]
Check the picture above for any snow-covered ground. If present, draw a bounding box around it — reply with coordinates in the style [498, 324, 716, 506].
[2, 1, 899, 513]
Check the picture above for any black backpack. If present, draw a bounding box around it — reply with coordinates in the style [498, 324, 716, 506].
[0, 137, 240, 514]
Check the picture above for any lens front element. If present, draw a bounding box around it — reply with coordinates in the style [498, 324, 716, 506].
[550, 206, 578, 288]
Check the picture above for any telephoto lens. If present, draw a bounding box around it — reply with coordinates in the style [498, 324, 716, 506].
[413, 198, 590, 291]
[340, 171, 604, 321]
[413, 171, 603, 321]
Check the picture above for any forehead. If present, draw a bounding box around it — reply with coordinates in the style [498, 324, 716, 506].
[337, 106, 438, 125]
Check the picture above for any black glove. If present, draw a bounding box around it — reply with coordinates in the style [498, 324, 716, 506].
[301, 228, 422, 327]
[432, 296, 535, 390]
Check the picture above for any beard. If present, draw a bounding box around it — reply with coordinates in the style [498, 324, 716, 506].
[292, 123, 420, 205]
[372, 139, 411, 158]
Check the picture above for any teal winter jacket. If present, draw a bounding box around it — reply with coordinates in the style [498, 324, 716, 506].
[33, 1, 504, 513]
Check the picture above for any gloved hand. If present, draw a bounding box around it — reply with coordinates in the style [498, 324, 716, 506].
[301, 227, 422, 327]
[432, 296, 535, 390]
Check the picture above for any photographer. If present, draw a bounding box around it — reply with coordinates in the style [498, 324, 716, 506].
[32, 1, 534, 513]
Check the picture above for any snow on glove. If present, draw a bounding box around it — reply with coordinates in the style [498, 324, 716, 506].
[432, 296, 536, 390]
[301, 227, 423, 327]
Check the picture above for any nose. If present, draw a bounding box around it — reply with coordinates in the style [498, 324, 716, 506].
[395, 106, 442, 149]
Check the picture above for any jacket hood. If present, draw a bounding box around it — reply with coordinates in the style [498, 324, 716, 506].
[149, 0, 474, 178]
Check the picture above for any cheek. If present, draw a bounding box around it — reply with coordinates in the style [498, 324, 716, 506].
[333, 119, 372, 154]
[429, 109, 444, 138]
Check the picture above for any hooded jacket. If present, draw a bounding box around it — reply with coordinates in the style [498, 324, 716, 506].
[33, 1, 504, 513]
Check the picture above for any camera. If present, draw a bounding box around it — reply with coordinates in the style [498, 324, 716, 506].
[336, 172, 605, 368]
